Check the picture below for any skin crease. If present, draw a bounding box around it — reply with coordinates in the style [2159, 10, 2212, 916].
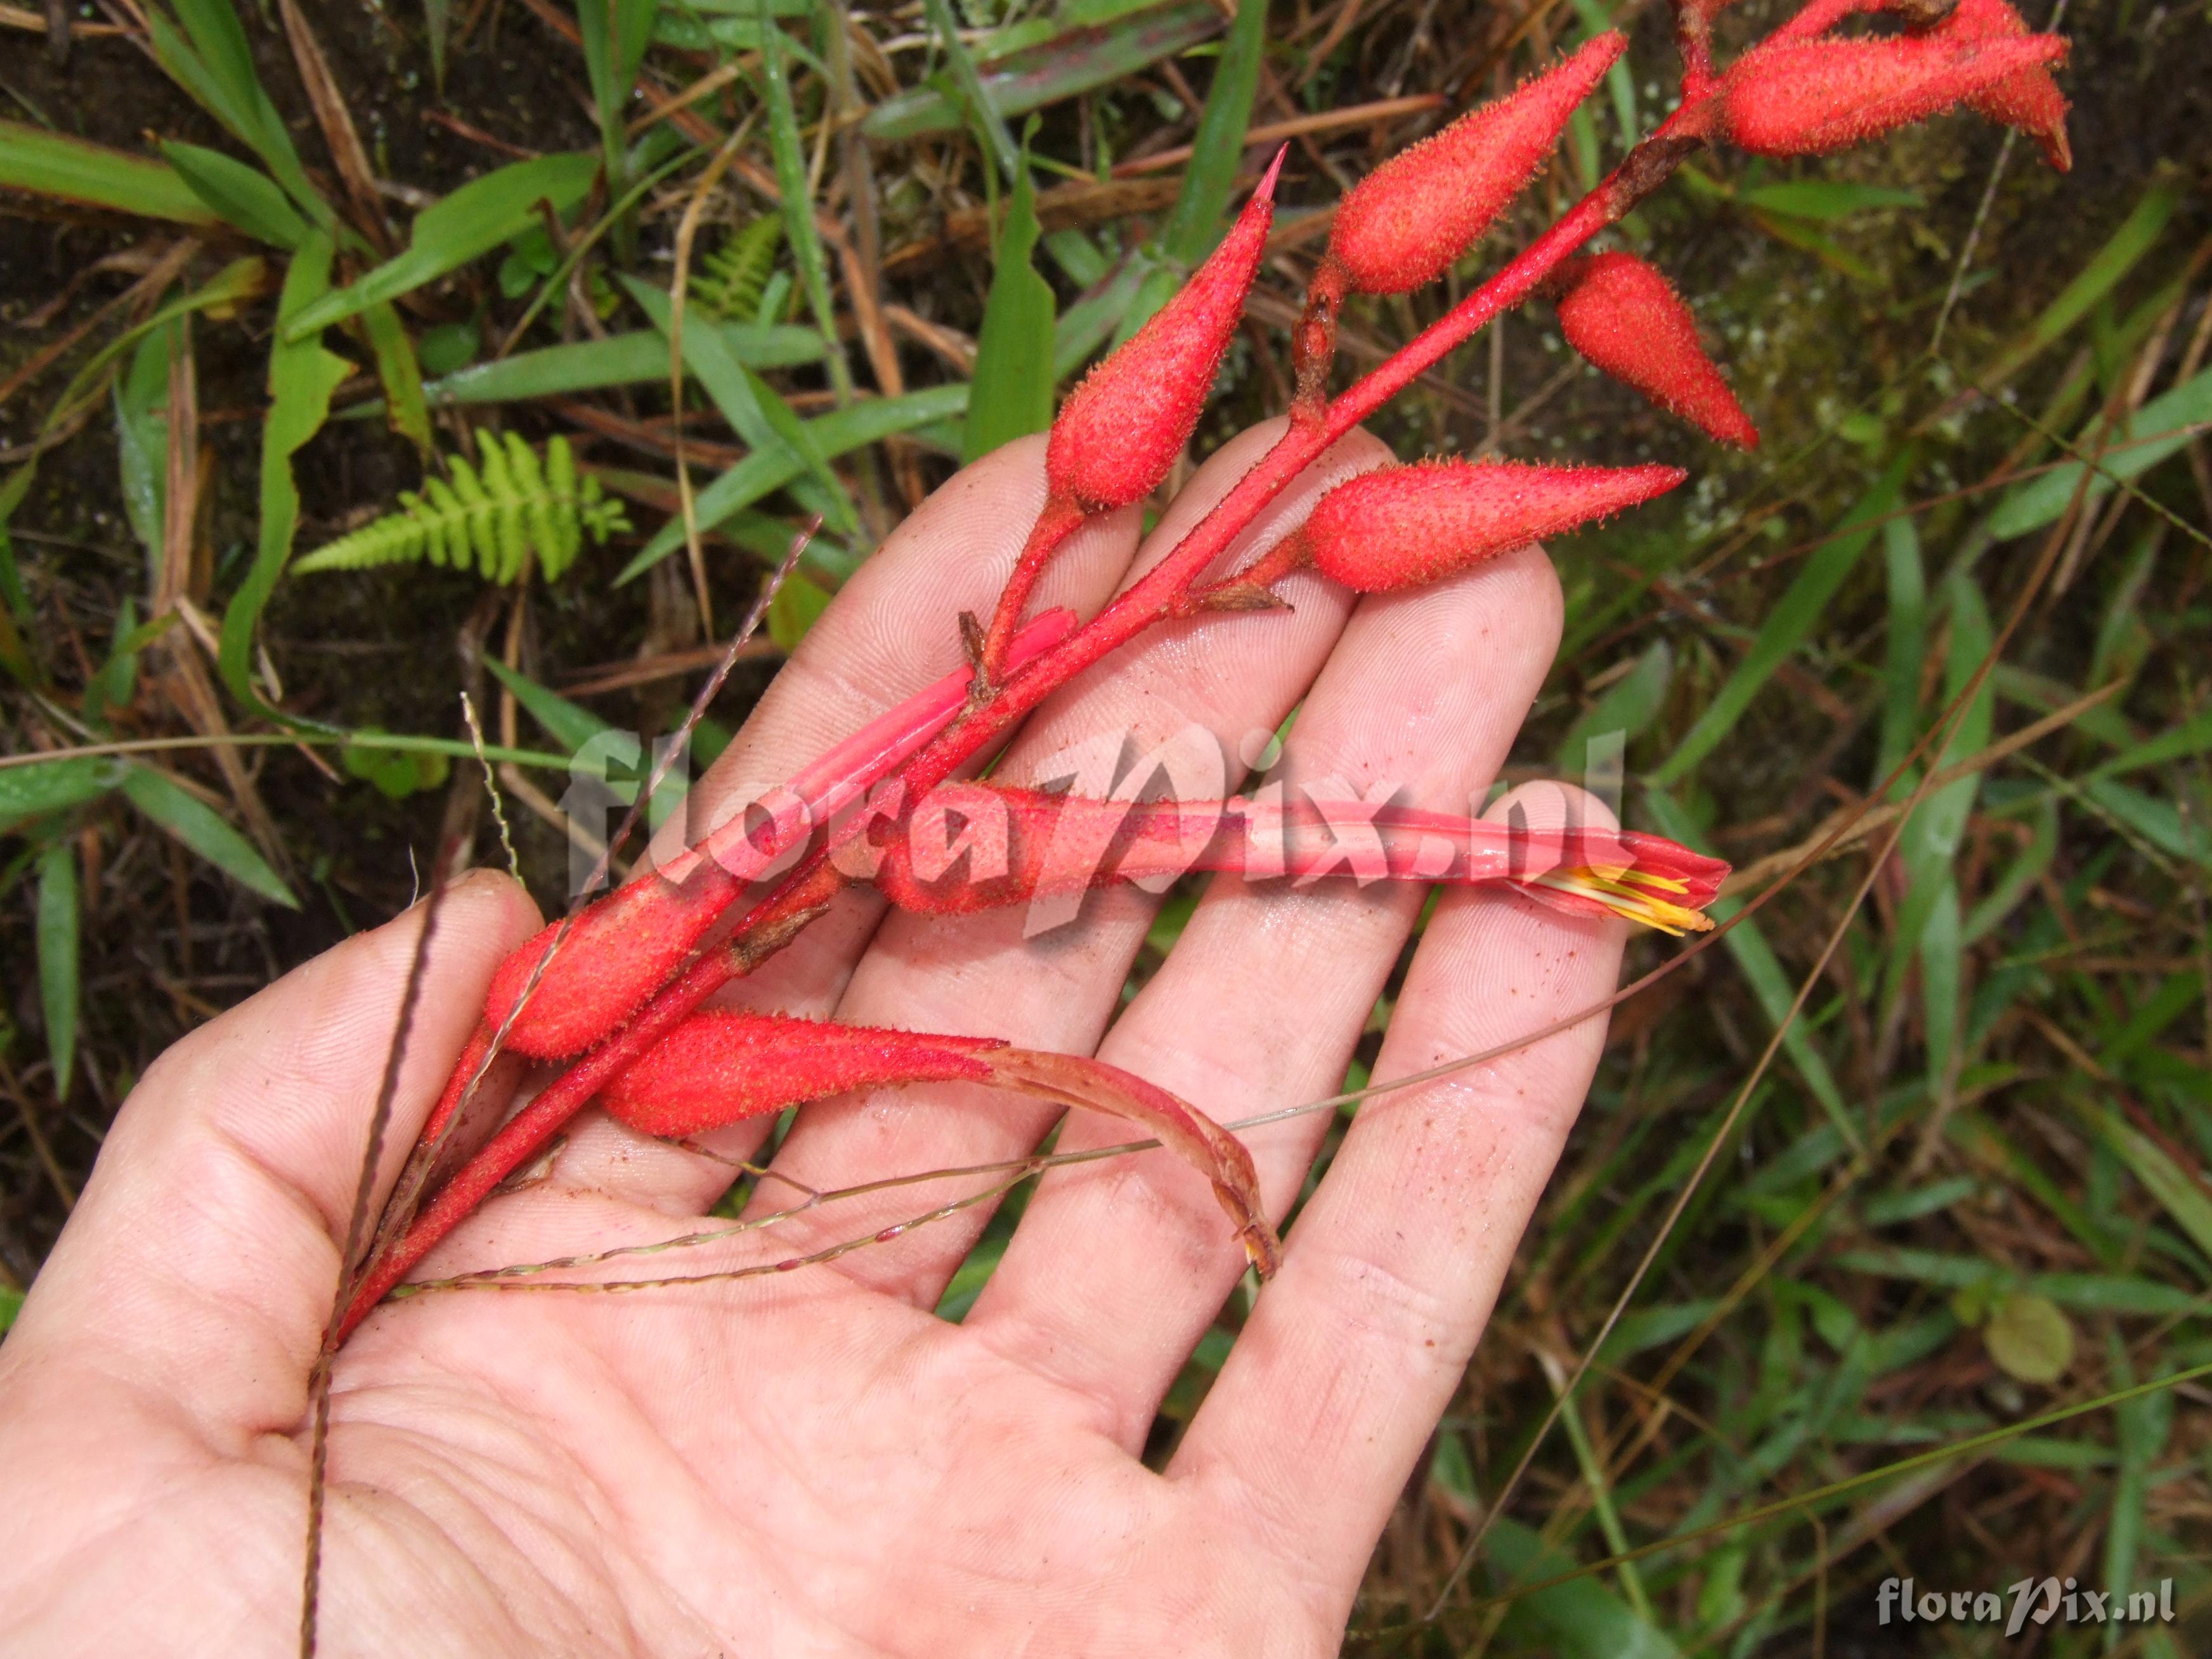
[0, 427, 1627, 1656]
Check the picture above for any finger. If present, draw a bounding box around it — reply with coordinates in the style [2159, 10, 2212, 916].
[1170, 783, 1627, 1602]
[0, 871, 539, 1435]
[753, 420, 1389, 1304]
[550, 438, 1145, 1212]
[966, 543, 1565, 1448]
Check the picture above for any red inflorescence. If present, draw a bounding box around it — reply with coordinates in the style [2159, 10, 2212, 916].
[1554, 251, 1759, 450]
[1044, 152, 1284, 512]
[1322, 32, 1626, 299]
[1922, 0, 2071, 170]
[1721, 32, 2068, 157]
[1303, 459, 1686, 592]
[482, 866, 739, 1058]
[601, 1011, 1001, 1137]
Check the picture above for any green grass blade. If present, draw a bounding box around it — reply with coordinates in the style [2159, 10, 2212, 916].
[1111, 0, 1266, 344]
[864, 0, 1224, 144]
[360, 301, 433, 452]
[484, 656, 615, 755]
[0, 756, 124, 831]
[1738, 181, 1921, 221]
[219, 232, 354, 719]
[153, 0, 330, 226]
[119, 765, 299, 908]
[621, 384, 970, 578]
[1643, 786, 1860, 1148]
[35, 838, 79, 1099]
[1654, 455, 1908, 785]
[425, 0, 452, 87]
[758, 0, 848, 400]
[623, 278, 856, 531]
[0, 120, 219, 225]
[922, 0, 1021, 181]
[1873, 514, 1925, 791]
[1972, 181, 2176, 393]
[1559, 639, 1672, 779]
[418, 326, 821, 408]
[287, 153, 599, 335]
[963, 154, 1055, 462]
[159, 140, 312, 249]
[1988, 365, 2212, 539]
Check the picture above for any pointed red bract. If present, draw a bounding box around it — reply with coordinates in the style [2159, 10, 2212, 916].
[483, 866, 739, 1058]
[1923, 0, 2071, 169]
[1044, 153, 1282, 512]
[1721, 33, 2068, 156]
[1303, 459, 1685, 592]
[601, 1010, 1282, 1273]
[1555, 252, 1757, 449]
[600, 1011, 999, 1135]
[1322, 33, 1625, 297]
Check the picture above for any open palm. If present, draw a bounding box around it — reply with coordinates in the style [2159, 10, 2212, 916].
[0, 426, 1626, 1656]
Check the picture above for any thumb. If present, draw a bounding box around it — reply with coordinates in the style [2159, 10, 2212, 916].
[1, 869, 539, 1435]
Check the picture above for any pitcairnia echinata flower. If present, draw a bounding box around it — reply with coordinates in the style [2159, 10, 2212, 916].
[339, 0, 2074, 1339]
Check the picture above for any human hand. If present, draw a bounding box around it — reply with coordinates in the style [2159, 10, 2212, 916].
[0, 424, 1625, 1656]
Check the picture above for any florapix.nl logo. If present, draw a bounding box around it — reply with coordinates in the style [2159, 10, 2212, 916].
[1878, 1576, 2176, 1637]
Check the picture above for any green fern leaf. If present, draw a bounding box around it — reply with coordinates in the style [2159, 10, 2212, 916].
[693, 217, 784, 323]
[292, 434, 629, 583]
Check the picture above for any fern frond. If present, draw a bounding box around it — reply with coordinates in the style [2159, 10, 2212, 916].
[293, 434, 628, 583]
[693, 217, 784, 323]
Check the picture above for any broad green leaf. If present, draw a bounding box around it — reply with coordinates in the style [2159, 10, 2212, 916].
[160, 140, 311, 249]
[219, 233, 355, 719]
[0, 755, 124, 829]
[865, 0, 1225, 143]
[288, 155, 600, 335]
[1485, 1518, 1680, 1659]
[36, 839, 80, 1098]
[113, 324, 177, 559]
[1988, 365, 2212, 539]
[1984, 1291, 2075, 1384]
[119, 765, 299, 908]
[623, 384, 972, 578]
[361, 299, 433, 453]
[1738, 180, 1922, 221]
[1655, 455, 1908, 784]
[963, 156, 1055, 463]
[419, 325, 823, 407]
[0, 120, 218, 225]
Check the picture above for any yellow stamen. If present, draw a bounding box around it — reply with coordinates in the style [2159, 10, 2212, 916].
[1530, 864, 1715, 935]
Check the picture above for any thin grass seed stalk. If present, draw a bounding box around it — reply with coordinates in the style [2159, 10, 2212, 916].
[339, 0, 2076, 1340]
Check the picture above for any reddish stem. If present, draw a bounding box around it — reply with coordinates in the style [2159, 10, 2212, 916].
[975, 495, 1088, 687]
